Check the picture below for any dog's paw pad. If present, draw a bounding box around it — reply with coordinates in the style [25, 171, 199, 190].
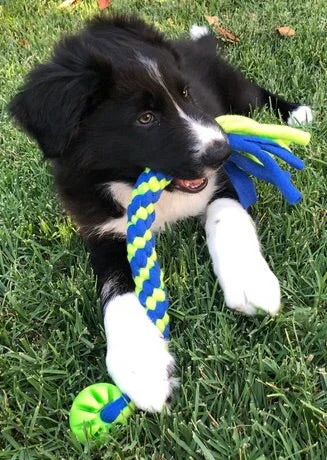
[287, 105, 313, 126]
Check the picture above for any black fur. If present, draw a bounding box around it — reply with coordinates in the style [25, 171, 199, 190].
[9, 15, 300, 303]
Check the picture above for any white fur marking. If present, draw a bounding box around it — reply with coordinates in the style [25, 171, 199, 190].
[186, 119, 225, 154]
[96, 174, 218, 236]
[104, 293, 177, 412]
[138, 56, 225, 153]
[101, 275, 122, 302]
[205, 198, 281, 315]
[287, 105, 313, 126]
[190, 25, 209, 40]
[138, 56, 163, 85]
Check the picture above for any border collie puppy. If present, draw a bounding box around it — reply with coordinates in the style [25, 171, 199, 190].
[10, 16, 312, 412]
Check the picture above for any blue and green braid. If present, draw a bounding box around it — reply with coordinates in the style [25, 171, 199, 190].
[69, 168, 171, 442]
[127, 168, 172, 338]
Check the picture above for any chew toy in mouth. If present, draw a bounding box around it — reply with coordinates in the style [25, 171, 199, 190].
[173, 177, 208, 193]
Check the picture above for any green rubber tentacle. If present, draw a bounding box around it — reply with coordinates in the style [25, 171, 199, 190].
[216, 115, 311, 147]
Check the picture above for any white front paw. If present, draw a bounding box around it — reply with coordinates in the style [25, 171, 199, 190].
[104, 293, 177, 412]
[205, 199, 281, 316]
[221, 255, 281, 315]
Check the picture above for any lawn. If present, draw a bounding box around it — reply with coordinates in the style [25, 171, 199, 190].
[0, 0, 326, 458]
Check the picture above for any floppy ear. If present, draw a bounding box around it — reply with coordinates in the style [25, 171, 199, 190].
[9, 37, 113, 158]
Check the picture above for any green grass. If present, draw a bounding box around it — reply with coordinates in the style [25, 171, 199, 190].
[1, 0, 327, 458]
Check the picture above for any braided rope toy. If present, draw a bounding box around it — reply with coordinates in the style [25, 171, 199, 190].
[69, 116, 310, 442]
[69, 169, 171, 442]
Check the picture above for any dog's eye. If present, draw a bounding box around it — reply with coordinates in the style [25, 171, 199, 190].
[182, 87, 190, 98]
[137, 112, 156, 125]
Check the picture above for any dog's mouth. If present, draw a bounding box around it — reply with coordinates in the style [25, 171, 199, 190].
[172, 177, 208, 193]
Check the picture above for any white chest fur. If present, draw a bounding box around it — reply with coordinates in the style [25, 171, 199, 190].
[96, 175, 218, 236]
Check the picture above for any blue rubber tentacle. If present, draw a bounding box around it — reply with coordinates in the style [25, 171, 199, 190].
[227, 133, 304, 170]
[241, 144, 303, 204]
[229, 150, 302, 205]
[227, 134, 303, 205]
[242, 136, 305, 169]
[223, 160, 257, 209]
[228, 151, 274, 182]
[260, 144, 305, 170]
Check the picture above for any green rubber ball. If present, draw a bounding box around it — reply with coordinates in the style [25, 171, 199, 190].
[69, 383, 134, 442]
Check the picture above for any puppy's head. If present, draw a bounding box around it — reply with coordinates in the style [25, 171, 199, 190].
[10, 16, 230, 193]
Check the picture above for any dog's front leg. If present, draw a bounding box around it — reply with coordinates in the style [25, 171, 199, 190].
[205, 198, 281, 315]
[90, 237, 176, 412]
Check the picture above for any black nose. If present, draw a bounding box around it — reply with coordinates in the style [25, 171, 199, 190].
[202, 139, 231, 168]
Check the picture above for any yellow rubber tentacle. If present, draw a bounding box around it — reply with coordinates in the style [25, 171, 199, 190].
[216, 115, 310, 145]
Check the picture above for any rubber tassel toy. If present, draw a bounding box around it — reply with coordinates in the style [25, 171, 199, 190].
[69, 115, 310, 442]
[217, 115, 310, 209]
